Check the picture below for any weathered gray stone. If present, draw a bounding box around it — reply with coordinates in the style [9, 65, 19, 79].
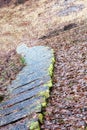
[0, 85, 48, 108]
[10, 124, 28, 130]
[9, 71, 51, 90]
[0, 96, 45, 116]
[0, 45, 54, 129]
[0, 104, 41, 126]
[12, 77, 50, 96]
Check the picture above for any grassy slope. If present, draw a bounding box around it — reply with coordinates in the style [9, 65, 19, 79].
[0, 0, 87, 51]
[0, 0, 87, 129]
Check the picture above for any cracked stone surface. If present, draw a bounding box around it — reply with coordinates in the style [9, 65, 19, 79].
[0, 45, 54, 130]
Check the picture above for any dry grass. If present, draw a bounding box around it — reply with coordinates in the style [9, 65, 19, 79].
[0, 0, 87, 51]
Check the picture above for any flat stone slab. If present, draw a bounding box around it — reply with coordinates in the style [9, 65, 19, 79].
[0, 45, 55, 130]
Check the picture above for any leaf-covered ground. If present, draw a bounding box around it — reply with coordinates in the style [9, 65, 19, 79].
[0, 0, 87, 129]
[40, 20, 87, 130]
[0, 50, 24, 101]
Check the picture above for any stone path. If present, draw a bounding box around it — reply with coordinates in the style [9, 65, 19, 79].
[0, 45, 55, 130]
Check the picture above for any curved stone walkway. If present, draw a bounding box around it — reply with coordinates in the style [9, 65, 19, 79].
[0, 45, 55, 130]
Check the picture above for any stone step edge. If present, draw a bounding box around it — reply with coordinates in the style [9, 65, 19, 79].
[27, 49, 55, 130]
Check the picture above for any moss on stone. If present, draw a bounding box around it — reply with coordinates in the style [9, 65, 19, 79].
[29, 121, 40, 130]
[35, 104, 41, 111]
[20, 56, 26, 64]
[48, 56, 55, 77]
[52, 57, 55, 63]
[29, 48, 55, 130]
[39, 89, 50, 99]
[41, 101, 47, 107]
[51, 49, 54, 54]
[44, 80, 52, 88]
[38, 113, 43, 124]
[48, 64, 53, 77]
[43, 111, 50, 116]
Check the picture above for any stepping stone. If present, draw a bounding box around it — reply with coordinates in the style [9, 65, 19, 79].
[0, 44, 55, 130]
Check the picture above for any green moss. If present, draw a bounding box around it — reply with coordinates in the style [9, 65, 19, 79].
[29, 121, 40, 130]
[35, 104, 41, 111]
[20, 56, 26, 64]
[39, 89, 50, 99]
[43, 111, 47, 116]
[52, 57, 55, 63]
[38, 113, 43, 124]
[44, 80, 52, 88]
[51, 49, 54, 54]
[48, 56, 55, 77]
[41, 101, 47, 107]
[48, 64, 53, 77]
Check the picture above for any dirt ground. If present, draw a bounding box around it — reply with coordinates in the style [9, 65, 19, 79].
[0, 0, 87, 129]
